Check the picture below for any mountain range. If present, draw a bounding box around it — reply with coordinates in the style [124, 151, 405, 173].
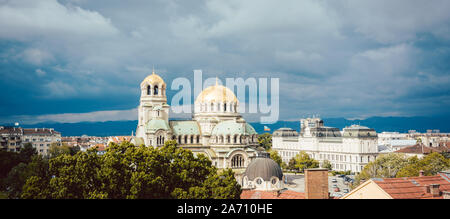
[4, 116, 449, 137]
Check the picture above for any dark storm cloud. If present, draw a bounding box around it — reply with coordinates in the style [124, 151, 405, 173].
[0, 0, 449, 124]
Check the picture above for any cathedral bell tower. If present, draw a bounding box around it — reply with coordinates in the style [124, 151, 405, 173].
[136, 70, 171, 147]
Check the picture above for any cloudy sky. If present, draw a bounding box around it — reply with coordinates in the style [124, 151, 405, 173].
[0, 0, 449, 124]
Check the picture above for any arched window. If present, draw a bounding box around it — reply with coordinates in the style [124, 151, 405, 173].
[211, 103, 214, 112]
[190, 136, 194, 144]
[147, 85, 151, 95]
[196, 135, 200, 143]
[234, 135, 237, 143]
[224, 103, 227, 112]
[227, 135, 231, 143]
[154, 85, 159, 95]
[184, 135, 188, 144]
[231, 154, 244, 168]
[178, 136, 181, 144]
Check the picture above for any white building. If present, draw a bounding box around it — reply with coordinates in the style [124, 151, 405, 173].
[23, 128, 61, 156]
[133, 71, 259, 170]
[272, 117, 379, 173]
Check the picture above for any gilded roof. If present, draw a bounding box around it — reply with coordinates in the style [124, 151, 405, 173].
[140, 71, 165, 87]
[195, 80, 238, 103]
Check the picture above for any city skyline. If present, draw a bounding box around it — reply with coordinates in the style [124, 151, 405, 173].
[1, 0, 450, 125]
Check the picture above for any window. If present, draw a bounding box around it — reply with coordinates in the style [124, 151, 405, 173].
[147, 85, 151, 95]
[224, 103, 227, 112]
[271, 178, 278, 185]
[231, 154, 244, 168]
[154, 85, 159, 95]
[256, 178, 262, 185]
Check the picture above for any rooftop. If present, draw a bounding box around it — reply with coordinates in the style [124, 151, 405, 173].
[394, 143, 449, 154]
[372, 173, 450, 199]
[240, 189, 305, 199]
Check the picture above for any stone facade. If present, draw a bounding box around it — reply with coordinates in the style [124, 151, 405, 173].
[272, 117, 379, 173]
[134, 72, 259, 170]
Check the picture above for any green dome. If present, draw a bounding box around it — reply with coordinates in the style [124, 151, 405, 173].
[212, 120, 257, 136]
[146, 119, 170, 133]
[169, 120, 201, 135]
[245, 123, 257, 135]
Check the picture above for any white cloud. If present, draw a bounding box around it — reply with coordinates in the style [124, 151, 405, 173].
[42, 81, 78, 99]
[35, 68, 46, 77]
[330, 0, 450, 43]
[20, 48, 54, 66]
[1, 0, 449, 122]
[0, 0, 119, 41]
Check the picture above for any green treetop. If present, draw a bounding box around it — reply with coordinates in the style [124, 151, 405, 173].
[20, 140, 242, 199]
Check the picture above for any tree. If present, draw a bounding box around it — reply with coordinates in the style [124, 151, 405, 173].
[353, 153, 417, 188]
[48, 143, 71, 158]
[396, 152, 450, 177]
[288, 158, 297, 171]
[69, 146, 80, 155]
[258, 133, 272, 151]
[293, 151, 319, 172]
[353, 152, 450, 188]
[0, 143, 37, 191]
[268, 150, 283, 167]
[321, 160, 332, 170]
[4, 155, 49, 199]
[21, 140, 241, 199]
[18, 143, 37, 163]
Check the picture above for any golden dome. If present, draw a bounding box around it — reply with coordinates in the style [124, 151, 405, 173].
[195, 80, 238, 103]
[140, 70, 165, 87]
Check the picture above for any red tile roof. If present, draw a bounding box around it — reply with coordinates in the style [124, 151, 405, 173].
[372, 173, 450, 199]
[109, 136, 132, 143]
[93, 143, 106, 151]
[240, 190, 305, 199]
[23, 128, 60, 135]
[394, 143, 447, 154]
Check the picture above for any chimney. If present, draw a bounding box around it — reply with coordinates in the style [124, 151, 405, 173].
[419, 170, 424, 177]
[305, 168, 329, 199]
[430, 184, 440, 197]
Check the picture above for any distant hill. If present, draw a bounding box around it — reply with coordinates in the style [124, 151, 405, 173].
[5, 116, 449, 137]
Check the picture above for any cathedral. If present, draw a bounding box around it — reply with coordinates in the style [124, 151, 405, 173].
[132, 70, 259, 170]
